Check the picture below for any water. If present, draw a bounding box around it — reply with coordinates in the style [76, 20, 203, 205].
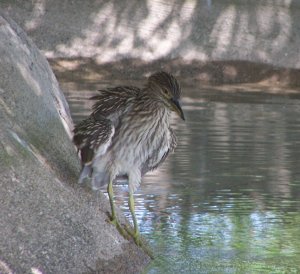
[62, 81, 300, 273]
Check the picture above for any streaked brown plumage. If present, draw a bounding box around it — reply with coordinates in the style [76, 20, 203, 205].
[73, 71, 184, 248]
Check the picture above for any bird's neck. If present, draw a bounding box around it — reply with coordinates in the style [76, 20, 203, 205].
[138, 89, 171, 123]
[139, 87, 165, 107]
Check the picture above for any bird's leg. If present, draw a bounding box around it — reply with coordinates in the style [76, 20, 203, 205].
[107, 179, 153, 257]
[107, 179, 129, 239]
[128, 190, 140, 244]
[125, 190, 154, 258]
[107, 179, 116, 220]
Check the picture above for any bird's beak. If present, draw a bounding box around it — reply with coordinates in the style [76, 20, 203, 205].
[170, 98, 185, 120]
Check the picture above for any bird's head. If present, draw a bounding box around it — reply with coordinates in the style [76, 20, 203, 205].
[147, 71, 185, 120]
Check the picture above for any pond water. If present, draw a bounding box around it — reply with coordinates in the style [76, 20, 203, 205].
[62, 81, 300, 273]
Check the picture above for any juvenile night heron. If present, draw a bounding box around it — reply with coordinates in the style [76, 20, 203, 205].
[73, 71, 184, 247]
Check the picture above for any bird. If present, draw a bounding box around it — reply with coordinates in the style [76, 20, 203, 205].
[73, 71, 185, 247]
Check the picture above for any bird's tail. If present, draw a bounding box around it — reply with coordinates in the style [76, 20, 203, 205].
[78, 164, 92, 184]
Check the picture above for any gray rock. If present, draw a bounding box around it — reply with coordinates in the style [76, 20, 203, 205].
[0, 14, 150, 274]
[1, 0, 300, 69]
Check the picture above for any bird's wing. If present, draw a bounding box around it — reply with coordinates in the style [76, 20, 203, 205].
[73, 116, 114, 165]
[141, 128, 177, 175]
[90, 86, 140, 118]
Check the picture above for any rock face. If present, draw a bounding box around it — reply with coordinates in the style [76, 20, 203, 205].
[2, 0, 300, 88]
[1, 0, 300, 69]
[0, 14, 150, 274]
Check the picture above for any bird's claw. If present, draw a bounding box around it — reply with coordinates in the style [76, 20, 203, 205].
[107, 214, 154, 258]
[107, 214, 131, 240]
[124, 224, 154, 259]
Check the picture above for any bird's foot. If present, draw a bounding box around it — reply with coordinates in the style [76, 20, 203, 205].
[107, 214, 131, 240]
[107, 214, 154, 258]
[124, 224, 154, 259]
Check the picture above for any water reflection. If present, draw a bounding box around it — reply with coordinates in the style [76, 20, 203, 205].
[63, 82, 300, 273]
